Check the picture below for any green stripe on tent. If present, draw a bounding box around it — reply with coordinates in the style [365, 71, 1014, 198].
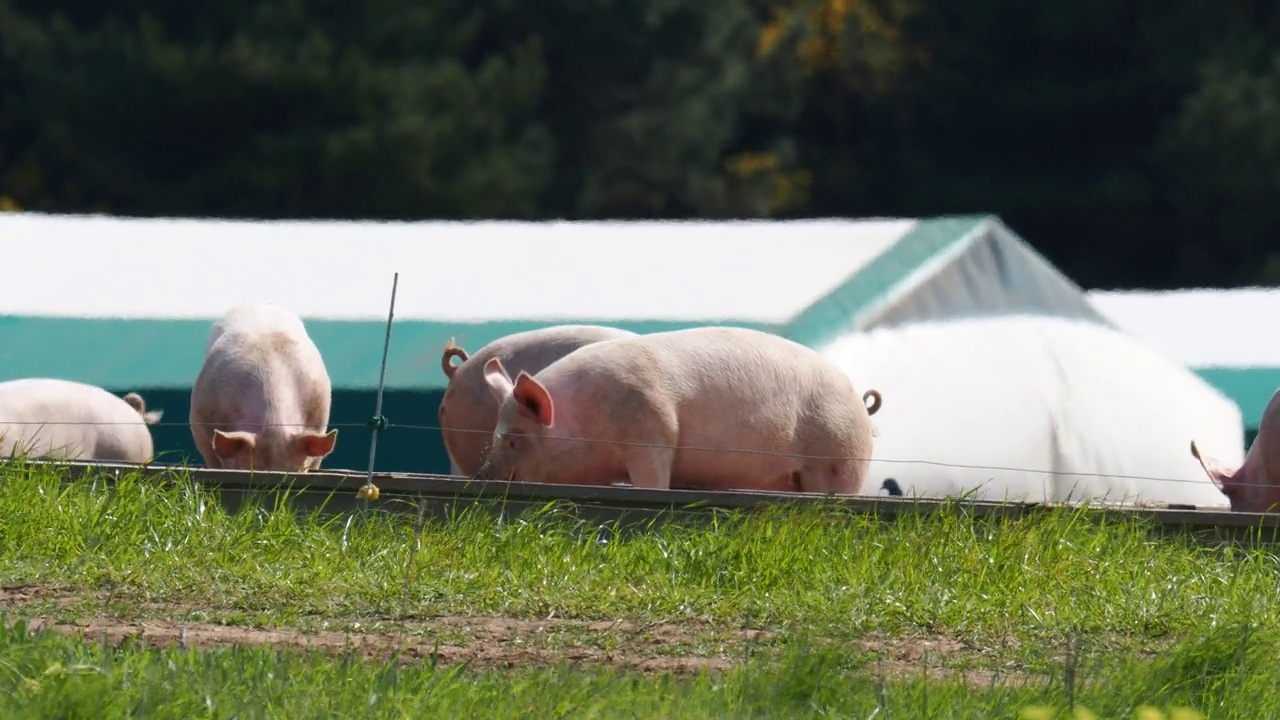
[781, 215, 989, 347]
[0, 316, 210, 389]
[0, 316, 776, 391]
[1194, 367, 1280, 431]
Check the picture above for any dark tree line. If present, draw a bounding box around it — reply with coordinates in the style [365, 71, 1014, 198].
[2, 0, 1278, 288]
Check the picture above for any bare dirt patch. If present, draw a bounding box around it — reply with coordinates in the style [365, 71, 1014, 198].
[23, 617, 741, 675]
[0, 583, 83, 606]
[2, 583, 1036, 684]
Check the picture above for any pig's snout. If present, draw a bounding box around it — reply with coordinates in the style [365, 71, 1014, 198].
[474, 460, 513, 482]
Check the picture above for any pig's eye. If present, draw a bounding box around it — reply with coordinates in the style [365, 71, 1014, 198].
[506, 435, 522, 450]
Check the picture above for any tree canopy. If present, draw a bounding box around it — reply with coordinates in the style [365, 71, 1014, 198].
[2, 0, 1277, 288]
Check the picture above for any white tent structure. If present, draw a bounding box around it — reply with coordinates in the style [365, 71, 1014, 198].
[0, 211, 1101, 331]
[822, 315, 1242, 507]
[1086, 288, 1280, 370]
[0, 211, 1247, 498]
[1088, 288, 1280, 448]
[0, 211, 1115, 391]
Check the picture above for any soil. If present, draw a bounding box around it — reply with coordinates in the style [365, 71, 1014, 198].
[1, 583, 1029, 685]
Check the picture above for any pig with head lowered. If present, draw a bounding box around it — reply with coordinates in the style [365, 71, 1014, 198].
[438, 325, 637, 477]
[1191, 387, 1280, 512]
[0, 378, 163, 463]
[190, 304, 339, 472]
[477, 326, 883, 493]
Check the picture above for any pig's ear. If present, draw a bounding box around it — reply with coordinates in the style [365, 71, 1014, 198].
[212, 430, 256, 460]
[1190, 440, 1238, 494]
[512, 371, 554, 427]
[483, 358, 514, 403]
[297, 428, 339, 458]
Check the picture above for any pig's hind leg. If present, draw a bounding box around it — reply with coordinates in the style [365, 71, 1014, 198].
[795, 459, 861, 496]
[624, 448, 676, 490]
[618, 407, 679, 490]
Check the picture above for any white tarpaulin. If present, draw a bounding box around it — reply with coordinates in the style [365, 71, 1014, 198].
[0, 212, 913, 322]
[1087, 288, 1280, 368]
[820, 315, 1244, 507]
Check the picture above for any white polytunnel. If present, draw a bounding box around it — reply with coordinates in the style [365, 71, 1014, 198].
[819, 315, 1244, 508]
[1087, 287, 1280, 447]
[0, 210, 1253, 488]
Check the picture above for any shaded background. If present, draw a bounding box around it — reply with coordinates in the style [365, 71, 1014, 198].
[2, 0, 1278, 290]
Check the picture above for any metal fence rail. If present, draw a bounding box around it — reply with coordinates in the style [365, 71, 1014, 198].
[11, 458, 1280, 544]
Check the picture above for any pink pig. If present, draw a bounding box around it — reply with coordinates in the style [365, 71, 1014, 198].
[1191, 387, 1280, 512]
[189, 304, 339, 472]
[0, 378, 162, 463]
[437, 325, 637, 477]
[476, 326, 883, 494]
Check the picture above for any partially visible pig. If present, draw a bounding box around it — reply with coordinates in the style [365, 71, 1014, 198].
[437, 325, 636, 477]
[190, 304, 338, 472]
[476, 326, 882, 494]
[1191, 387, 1280, 512]
[0, 378, 162, 462]
[121, 392, 165, 426]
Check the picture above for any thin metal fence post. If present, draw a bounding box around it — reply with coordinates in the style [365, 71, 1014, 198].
[358, 272, 400, 504]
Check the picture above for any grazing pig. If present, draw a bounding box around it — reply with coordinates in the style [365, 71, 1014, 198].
[0, 378, 162, 462]
[476, 326, 882, 494]
[190, 304, 338, 472]
[437, 325, 637, 477]
[1191, 387, 1280, 512]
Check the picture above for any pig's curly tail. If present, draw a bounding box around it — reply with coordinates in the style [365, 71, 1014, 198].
[441, 338, 470, 380]
[863, 389, 882, 416]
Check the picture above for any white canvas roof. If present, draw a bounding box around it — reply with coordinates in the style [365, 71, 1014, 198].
[0, 212, 912, 322]
[0, 212, 1110, 342]
[1088, 288, 1280, 368]
[821, 315, 1242, 508]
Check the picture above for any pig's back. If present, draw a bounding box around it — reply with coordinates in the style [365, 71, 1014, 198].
[196, 311, 330, 430]
[456, 326, 636, 400]
[206, 305, 325, 384]
[475, 325, 635, 375]
[553, 326, 851, 400]
[0, 378, 151, 460]
[205, 304, 311, 357]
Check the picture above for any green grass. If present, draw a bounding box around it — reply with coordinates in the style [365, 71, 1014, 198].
[2, 462, 1277, 645]
[3, 461, 1280, 715]
[0, 617, 1270, 718]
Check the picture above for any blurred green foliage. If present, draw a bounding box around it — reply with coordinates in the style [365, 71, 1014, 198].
[1, 0, 1277, 288]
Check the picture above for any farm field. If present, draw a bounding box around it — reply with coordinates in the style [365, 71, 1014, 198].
[1, 462, 1278, 717]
